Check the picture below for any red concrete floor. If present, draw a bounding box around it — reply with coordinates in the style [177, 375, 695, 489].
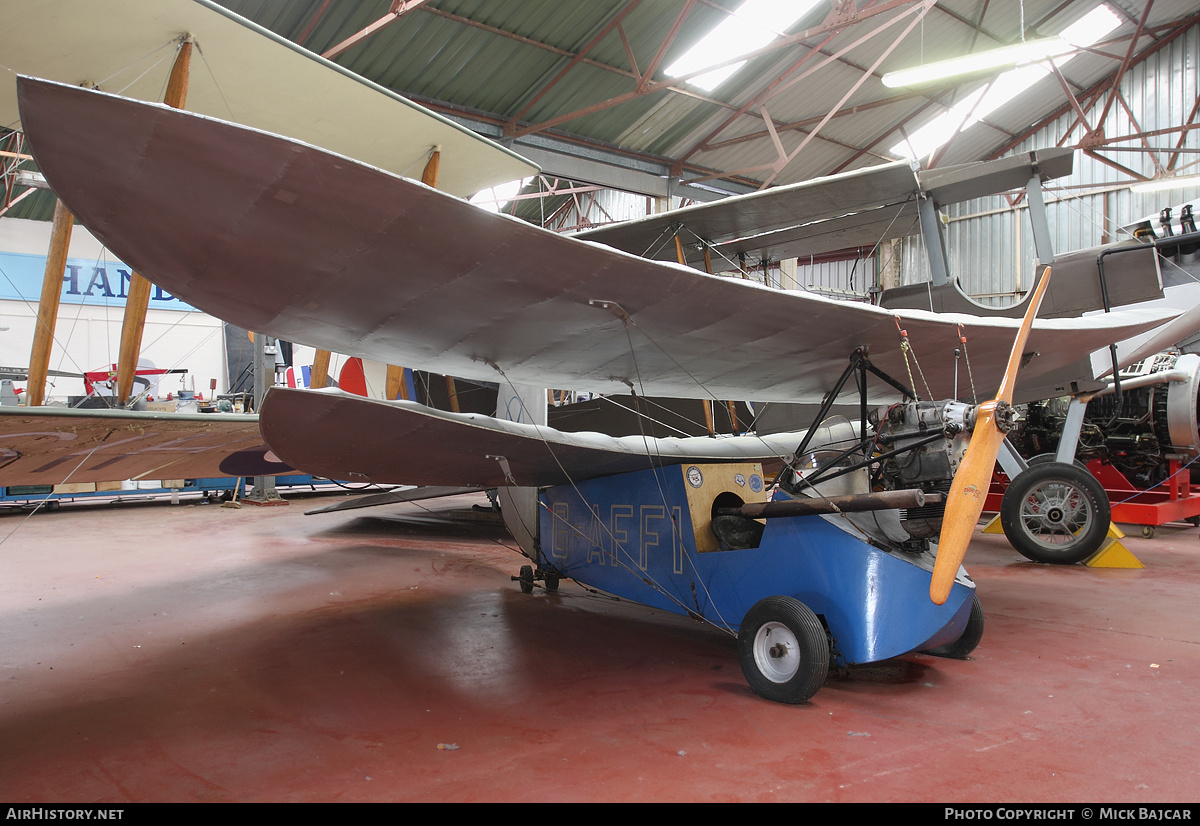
[0, 490, 1197, 803]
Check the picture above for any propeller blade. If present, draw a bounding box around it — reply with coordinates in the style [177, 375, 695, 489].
[930, 268, 1053, 604]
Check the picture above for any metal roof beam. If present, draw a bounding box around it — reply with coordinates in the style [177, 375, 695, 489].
[294, 0, 333, 48]
[321, 0, 432, 60]
[700, 89, 924, 153]
[505, 0, 644, 127]
[985, 11, 1200, 161]
[1168, 94, 1200, 172]
[1091, 0, 1154, 133]
[831, 97, 940, 174]
[759, 0, 935, 188]
[677, 0, 926, 165]
[507, 0, 927, 142]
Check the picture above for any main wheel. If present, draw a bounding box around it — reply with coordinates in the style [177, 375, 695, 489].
[922, 592, 984, 659]
[737, 596, 829, 704]
[1000, 461, 1109, 564]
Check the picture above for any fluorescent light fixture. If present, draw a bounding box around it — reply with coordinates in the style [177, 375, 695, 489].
[884, 2, 1121, 88]
[890, 4, 1120, 160]
[664, 0, 820, 92]
[882, 38, 1071, 87]
[1130, 174, 1200, 194]
[14, 170, 49, 190]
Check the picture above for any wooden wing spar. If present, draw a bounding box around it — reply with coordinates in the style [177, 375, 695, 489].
[0, 407, 289, 486]
[17, 78, 1176, 406]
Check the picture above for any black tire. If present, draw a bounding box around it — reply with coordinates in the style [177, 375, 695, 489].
[1026, 453, 1089, 471]
[518, 564, 534, 594]
[1000, 461, 1110, 564]
[923, 592, 984, 659]
[737, 596, 829, 704]
[543, 570, 560, 592]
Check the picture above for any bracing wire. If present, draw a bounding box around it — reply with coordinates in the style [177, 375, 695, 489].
[486, 358, 740, 635]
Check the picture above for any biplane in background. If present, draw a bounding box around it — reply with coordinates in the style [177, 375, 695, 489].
[0, 0, 537, 494]
[14, 77, 1184, 703]
[576, 137, 1200, 565]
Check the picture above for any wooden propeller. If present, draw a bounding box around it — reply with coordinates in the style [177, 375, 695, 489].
[930, 268, 1052, 604]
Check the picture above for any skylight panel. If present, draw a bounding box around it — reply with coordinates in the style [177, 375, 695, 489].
[891, 3, 1121, 161]
[665, 0, 821, 92]
[470, 177, 532, 213]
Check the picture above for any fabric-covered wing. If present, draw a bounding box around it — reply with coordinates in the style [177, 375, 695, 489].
[0, 0, 534, 196]
[19, 79, 1176, 405]
[0, 408, 287, 485]
[260, 388, 797, 487]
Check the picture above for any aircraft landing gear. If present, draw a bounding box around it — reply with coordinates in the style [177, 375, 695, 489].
[513, 564, 561, 594]
[517, 564, 534, 594]
[737, 596, 830, 704]
[1000, 460, 1109, 564]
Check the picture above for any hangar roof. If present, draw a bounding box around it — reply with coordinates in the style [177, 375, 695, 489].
[4, 1, 1199, 220]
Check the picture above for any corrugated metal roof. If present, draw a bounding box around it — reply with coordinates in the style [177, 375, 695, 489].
[5, 1, 1199, 220]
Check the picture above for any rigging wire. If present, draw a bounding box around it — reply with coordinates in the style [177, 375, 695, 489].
[486, 358, 739, 636]
[0, 439, 107, 548]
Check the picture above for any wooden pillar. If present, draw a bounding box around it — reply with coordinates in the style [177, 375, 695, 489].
[25, 199, 75, 406]
[116, 38, 192, 405]
[309, 349, 331, 389]
[386, 148, 440, 403]
[674, 235, 686, 266]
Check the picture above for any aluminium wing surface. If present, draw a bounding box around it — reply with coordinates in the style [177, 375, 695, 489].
[0, 0, 534, 196]
[18, 78, 1176, 406]
[261, 388, 797, 488]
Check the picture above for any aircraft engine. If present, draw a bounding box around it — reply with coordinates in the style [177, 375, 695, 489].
[1017, 352, 1200, 487]
[874, 400, 974, 539]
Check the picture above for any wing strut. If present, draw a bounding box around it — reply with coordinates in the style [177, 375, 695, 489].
[382, 147, 442, 404]
[115, 37, 193, 406]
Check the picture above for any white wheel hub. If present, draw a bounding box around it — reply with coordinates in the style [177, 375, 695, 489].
[753, 621, 801, 683]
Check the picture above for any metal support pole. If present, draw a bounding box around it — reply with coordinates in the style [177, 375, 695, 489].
[1025, 173, 1055, 266]
[996, 438, 1029, 480]
[918, 196, 950, 286]
[245, 333, 286, 505]
[1056, 396, 1089, 464]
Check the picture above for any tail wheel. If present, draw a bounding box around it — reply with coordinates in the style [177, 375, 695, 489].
[517, 564, 534, 594]
[1000, 461, 1109, 564]
[737, 596, 829, 704]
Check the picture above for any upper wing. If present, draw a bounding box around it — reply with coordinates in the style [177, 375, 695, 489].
[19, 78, 1175, 405]
[0, 407, 288, 486]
